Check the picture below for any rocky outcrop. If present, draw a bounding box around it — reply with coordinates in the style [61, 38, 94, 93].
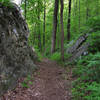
[67, 34, 88, 54]
[67, 29, 93, 62]
[0, 3, 37, 96]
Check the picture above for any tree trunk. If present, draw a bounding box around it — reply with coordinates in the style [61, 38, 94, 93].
[43, 0, 46, 50]
[96, 0, 99, 15]
[86, 1, 90, 21]
[86, 7, 89, 21]
[51, 0, 59, 53]
[60, 0, 64, 61]
[73, 0, 75, 16]
[75, 0, 77, 16]
[67, 0, 72, 41]
[79, 0, 80, 31]
[57, 13, 60, 49]
[38, 1, 42, 51]
[24, 0, 27, 19]
[33, 23, 36, 44]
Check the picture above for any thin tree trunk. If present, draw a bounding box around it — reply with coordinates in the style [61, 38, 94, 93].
[33, 23, 36, 44]
[25, 0, 27, 19]
[51, 0, 59, 54]
[79, 0, 80, 31]
[75, 0, 77, 16]
[57, 14, 60, 49]
[86, 1, 90, 21]
[38, 1, 42, 51]
[38, 15, 41, 51]
[67, 0, 72, 41]
[96, 0, 99, 15]
[86, 7, 89, 21]
[60, 0, 64, 61]
[43, 0, 46, 50]
[73, 0, 75, 16]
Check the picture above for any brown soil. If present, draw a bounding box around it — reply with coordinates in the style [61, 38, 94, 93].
[1, 59, 72, 100]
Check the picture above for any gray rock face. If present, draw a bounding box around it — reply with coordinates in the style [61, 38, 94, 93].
[66, 34, 89, 62]
[66, 29, 94, 62]
[0, 3, 37, 96]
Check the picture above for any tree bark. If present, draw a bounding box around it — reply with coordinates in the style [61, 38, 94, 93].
[74, 0, 77, 16]
[79, 0, 80, 31]
[57, 14, 60, 49]
[43, 0, 46, 50]
[86, 0, 90, 21]
[51, 0, 59, 53]
[73, 0, 75, 16]
[67, 0, 72, 41]
[38, 0, 42, 51]
[24, 0, 27, 19]
[86, 7, 89, 21]
[96, 0, 99, 15]
[60, 0, 64, 61]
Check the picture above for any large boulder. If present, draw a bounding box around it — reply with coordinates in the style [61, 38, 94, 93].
[66, 29, 93, 62]
[0, 3, 37, 96]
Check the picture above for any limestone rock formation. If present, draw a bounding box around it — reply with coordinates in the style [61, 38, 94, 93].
[66, 29, 93, 62]
[0, 3, 37, 96]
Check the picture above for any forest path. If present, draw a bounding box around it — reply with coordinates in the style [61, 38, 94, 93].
[2, 59, 72, 100]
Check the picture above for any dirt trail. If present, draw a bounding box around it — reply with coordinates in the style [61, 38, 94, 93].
[1, 59, 72, 100]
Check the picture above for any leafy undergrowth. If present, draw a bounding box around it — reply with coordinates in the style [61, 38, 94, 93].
[50, 51, 72, 66]
[72, 53, 100, 100]
[21, 75, 34, 88]
[71, 16, 100, 100]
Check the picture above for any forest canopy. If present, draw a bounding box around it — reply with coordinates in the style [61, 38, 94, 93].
[20, 0, 100, 58]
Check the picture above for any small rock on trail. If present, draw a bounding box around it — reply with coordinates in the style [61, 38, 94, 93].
[1, 59, 72, 100]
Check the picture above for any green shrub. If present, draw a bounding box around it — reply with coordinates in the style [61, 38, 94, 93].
[74, 53, 100, 81]
[21, 75, 33, 88]
[88, 31, 100, 53]
[86, 16, 100, 53]
[0, 0, 10, 3]
[50, 52, 61, 61]
[87, 16, 100, 31]
[72, 81, 100, 100]
[34, 47, 43, 61]
[72, 53, 100, 100]
[85, 82, 100, 100]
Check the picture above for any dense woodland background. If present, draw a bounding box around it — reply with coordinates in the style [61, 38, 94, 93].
[0, 0, 100, 99]
[21, 0, 100, 60]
